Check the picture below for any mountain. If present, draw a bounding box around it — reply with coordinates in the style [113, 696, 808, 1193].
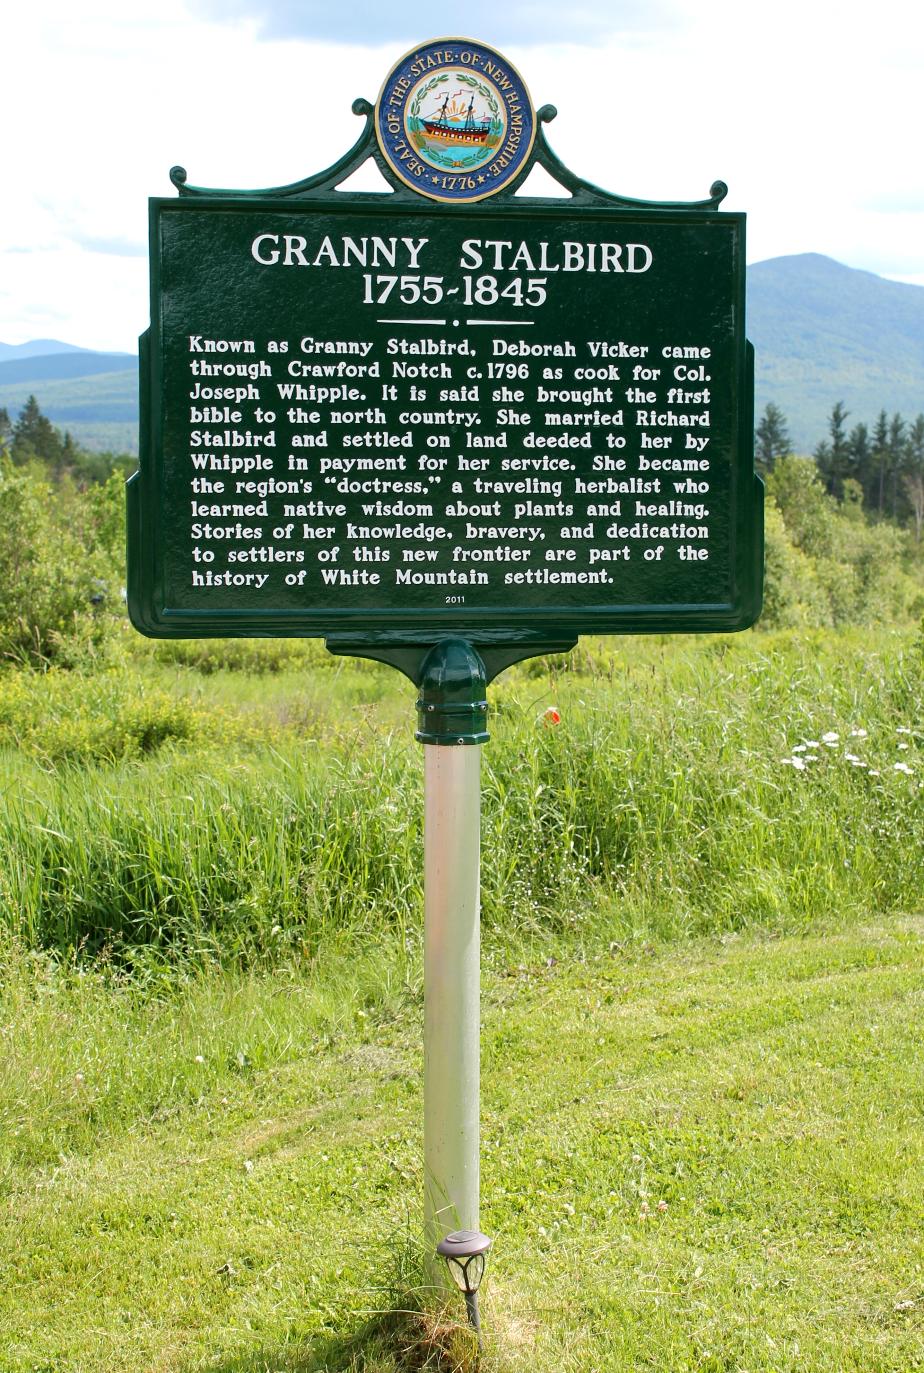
[0, 352, 136, 384]
[747, 253, 924, 450]
[2, 255, 922, 456]
[0, 339, 98, 362]
[0, 348, 137, 454]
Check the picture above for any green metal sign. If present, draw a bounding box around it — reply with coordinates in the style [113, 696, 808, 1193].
[129, 41, 762, 674]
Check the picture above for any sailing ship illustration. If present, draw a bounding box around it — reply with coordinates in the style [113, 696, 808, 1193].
[421, 91, 494, 145]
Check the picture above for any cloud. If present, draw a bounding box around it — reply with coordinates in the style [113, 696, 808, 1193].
[863, 193, 924, 215]
[68, 233, 148, 258]
[185, 0, 671, 46]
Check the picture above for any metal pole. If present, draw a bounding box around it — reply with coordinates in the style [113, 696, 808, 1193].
[415, 639, 490, 1287]
[423, 741, 481, 1278]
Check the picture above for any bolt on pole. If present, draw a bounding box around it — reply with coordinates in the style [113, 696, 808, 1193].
[416, 639, 489, 1287]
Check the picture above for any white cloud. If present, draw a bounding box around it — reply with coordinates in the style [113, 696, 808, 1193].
[3, 0, 922, 349]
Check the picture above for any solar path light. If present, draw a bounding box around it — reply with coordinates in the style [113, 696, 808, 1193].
[436, 1229, 493, 1342]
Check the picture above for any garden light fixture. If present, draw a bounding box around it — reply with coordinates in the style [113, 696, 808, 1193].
[436, 1229, 492, 1339]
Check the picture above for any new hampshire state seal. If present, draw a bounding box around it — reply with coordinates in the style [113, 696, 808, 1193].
[375, 37, 536, 203]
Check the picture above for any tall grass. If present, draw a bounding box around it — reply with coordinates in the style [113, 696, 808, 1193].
[0, 629, 920, 963]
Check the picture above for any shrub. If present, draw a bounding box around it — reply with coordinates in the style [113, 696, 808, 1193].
[0, 464, 124, 665]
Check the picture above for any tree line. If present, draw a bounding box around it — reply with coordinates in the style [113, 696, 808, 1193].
[756, 401, 924, 540]
[0, 395, 133, 485]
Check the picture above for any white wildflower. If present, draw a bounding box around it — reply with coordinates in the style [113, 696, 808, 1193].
[845, 753, 860, 762]
[805, 740, 820, 748]
[850, 728, 868, 738]
[894, 762, 913, 775]
[897, 727, 912, 735]
[822, 732, 839, 744]
[791, 744, 807, 753]
[897, 742, 910, 751]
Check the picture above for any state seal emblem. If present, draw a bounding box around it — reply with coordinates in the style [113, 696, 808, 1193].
[375, 38, 536, 203]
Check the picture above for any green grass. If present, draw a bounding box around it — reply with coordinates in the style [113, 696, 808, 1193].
[1, 626, 923, 1368]
[0, 628, 921, 960]
[2, 918, 924, 1371]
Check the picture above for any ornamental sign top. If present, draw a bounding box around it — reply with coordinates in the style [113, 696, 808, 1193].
[374, 38, 537, 203]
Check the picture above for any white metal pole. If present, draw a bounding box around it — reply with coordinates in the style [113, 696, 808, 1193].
[423, 741, 481, 1284]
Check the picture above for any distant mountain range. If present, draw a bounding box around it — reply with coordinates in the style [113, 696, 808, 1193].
[0, 342, 137, 453]
[2, 254, 922, 455]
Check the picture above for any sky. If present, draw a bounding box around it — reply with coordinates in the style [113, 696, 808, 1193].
[3, 0, 923, 352]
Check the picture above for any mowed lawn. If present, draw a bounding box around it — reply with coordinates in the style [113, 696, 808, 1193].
[3, 918, 924, 1372]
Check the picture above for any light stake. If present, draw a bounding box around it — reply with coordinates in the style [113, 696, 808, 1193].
[436, 1229, 492, 1342]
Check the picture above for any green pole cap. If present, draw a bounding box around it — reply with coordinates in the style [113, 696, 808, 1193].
[415, 638, 489, 747]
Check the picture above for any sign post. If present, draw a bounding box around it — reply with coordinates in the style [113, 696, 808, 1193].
[128, 33, 763, 1327]
[417, 639, 489, 1281]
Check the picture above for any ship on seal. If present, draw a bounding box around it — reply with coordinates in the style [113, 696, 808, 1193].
[422, 92, 492, 145]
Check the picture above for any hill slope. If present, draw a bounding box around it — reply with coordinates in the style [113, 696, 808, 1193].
[747, 253, 924, 449]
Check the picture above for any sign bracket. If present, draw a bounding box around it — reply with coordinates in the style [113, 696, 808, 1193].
[168, 100, 728, 216]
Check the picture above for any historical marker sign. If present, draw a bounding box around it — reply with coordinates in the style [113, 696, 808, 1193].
[129, 38, 762, 651]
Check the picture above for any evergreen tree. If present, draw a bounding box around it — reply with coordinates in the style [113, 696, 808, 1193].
[755, 402, 792, 472]
[847, 422, 871, 499]
[814, 401, 851, 498]
[0, 407, 11, 445]
[870, 409, 890, 514]
[887, 412, 906, 520]
[11, 395, 64, 469]
[903, 414, 924, 543]
[61, 431, 79, 473]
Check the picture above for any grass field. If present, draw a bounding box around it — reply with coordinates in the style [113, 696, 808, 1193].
[1, 626, 922, 1370]
[2, 919, 924, 1371]
[0, 628, 921, 961]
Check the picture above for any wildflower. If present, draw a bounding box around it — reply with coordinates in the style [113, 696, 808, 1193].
[869, 769, 881, 777]
[244, 1159, 254, 1173]
[897, 727, 912, 735]
[894, 762, 913, 775]
[804, 754, 819, 762]
[849, 759, 867, 768]
[657, 1200, 669, 1212]
[850, 728, 868, 739]
[805, 740, 820, 748]
[782, 757, 806, 771]
[540, 706, 562, 726]
[898, 742, 910, 751]
[822, 732, 839, 746]
[791, 744, 807, 753]
[194, 1054, 205, 1064]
